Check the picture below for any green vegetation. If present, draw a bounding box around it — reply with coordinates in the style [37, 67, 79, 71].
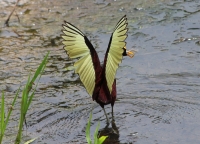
[0, 89, 20, 144]
[86, 113, 108, 144]
[0, 52, 49, 144]
[1, 52, 106, 144]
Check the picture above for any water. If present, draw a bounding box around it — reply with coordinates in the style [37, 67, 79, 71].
[0, 0, 200, 143]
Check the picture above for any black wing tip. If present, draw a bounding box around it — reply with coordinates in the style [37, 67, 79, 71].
[62, 21, 71, 28]
[61, 27, 66, 34]
[61, 22, 68, 41]
[62, 21, 67, 33]
[62, 21, 73, 28]
[122, 15, 127, 20]
[62, 21, 67, 26]
[115, 15, 128, 28]
[63, 20, 72, 25]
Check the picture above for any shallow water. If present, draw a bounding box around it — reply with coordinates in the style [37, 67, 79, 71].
[0, 0, 200, 143]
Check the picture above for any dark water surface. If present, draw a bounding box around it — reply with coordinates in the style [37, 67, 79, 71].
[0, 0, 200, 143]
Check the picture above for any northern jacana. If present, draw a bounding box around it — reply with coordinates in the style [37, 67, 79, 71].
[62, 15, 134, 121]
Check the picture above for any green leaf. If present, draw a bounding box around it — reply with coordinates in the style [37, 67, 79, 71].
[86, 113, 92, 144]
[30, 51, 49, 85]
[4, 87, 20, 130]
[26, 51, 49, 112]
[0, 92, 5, 136]
[85, 112, 108, 144]
[15, 52, 49, 144]
[24, 137, 37, 144]
[94, 122, 100, 144]
[1, 87, 20, 143]
[98, 136, 108, 144]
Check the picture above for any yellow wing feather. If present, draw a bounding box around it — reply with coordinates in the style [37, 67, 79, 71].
[105, 15, 128, 93]
[62, 22, 95, 96]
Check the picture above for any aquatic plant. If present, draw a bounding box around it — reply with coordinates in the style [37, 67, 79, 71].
[0, 89, 20, 144]
[15, 51, 49, 144]
[0, 52, 49, 144]
[86, 113, 108, 144]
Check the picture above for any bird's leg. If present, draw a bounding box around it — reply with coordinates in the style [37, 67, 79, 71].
[102, 107, 110, 124]
[112, 106, 114, 117]
[111, 106, 114, 124]
[111, 107, 118, 134]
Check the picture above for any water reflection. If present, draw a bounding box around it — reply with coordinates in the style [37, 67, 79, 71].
[98, 118, 120, 144]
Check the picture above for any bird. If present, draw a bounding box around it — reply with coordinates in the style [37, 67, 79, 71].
[61, 15, 134, 122]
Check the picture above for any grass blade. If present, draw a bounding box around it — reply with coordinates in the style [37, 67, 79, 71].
[4, 87, 20, 130]
[0, 92, 5, 143]
[85, 112, 108, 144]
[30, 51, 49, 85]
[94, 122, 100, 144]
[98, 136, 108, 144]
[86, 113, 92, 144]
[15, 52, 49, 144]
[26, 51, 49, 112]
[0, 87, 20, 143]
[24, 137, 37, 144]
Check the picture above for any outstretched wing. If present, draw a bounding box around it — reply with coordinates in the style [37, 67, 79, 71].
[103, 15, 128, 93]
[62, 22, 100, 96]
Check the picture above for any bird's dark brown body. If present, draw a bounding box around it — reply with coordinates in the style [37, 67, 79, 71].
[85, 35, 117, 109]
[93, 67, 117, 109]
[96, 78, 116, 108]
